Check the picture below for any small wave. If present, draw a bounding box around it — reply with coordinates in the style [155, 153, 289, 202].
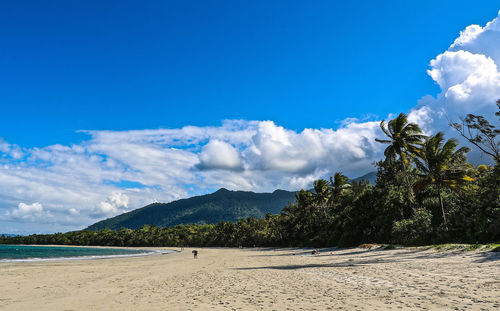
[0, 249, 176, 263]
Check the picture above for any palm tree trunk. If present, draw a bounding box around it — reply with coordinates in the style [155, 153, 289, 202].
[438, 184, 447, 225]
[402, 163, 416, 215]
[405, 173, 415, 202]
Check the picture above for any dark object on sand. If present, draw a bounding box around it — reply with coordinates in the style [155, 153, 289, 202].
[312, 249, 319, 255]
[192, 250, 198, 259]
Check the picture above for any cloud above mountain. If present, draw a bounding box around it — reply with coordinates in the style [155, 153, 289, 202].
[197, 139, 244, 171]
[1, 11, 499, 233]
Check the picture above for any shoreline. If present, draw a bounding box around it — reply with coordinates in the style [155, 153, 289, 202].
[0, 244, 176, 263]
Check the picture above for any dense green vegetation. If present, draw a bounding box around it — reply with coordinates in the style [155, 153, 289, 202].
[2, 103, 499, 248]
[86, 189, 296, 230]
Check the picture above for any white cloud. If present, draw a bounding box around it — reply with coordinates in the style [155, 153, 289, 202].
[451, 24, 484, 48]
[449, 11, 500, 62]
[243, 120, 381, 175]
[91, 192, 130, 218]
[4, 202, 54, 223]
[197, 139, 243, 171]
[408, 105, 434, 135]
[0, 139, 24, 160]
[412, 11, 500, 163]
[427, 50, 500, 105]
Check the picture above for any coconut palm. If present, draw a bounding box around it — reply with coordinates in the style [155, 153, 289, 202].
[413, 132, 472, 224]
[375, 113, 426, 202]
[329, 172, 351, 198]
[313, 179, 330, 203]
[321, 172, 352, 215]
[376, 113, 426, 165]
[313, 179, 330, 215]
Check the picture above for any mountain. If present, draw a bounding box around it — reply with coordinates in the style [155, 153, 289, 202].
[86, 188, 296, 231]
[352, 171, 377, 185]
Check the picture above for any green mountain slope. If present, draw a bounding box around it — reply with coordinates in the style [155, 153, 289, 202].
[86, 188, 296, 230]
[352, 171, 377, 184]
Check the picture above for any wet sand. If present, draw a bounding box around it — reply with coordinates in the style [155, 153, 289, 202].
[1, 247, 499, 310]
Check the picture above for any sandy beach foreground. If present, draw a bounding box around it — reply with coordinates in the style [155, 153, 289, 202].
[1, 247, 499, 310]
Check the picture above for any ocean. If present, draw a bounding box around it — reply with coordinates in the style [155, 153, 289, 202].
[0, 244, 160, 262]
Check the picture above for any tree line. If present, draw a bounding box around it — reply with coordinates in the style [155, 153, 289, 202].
[2, 102, 499, 247]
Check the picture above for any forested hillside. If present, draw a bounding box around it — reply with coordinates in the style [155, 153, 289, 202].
[87, 188, 296, 230]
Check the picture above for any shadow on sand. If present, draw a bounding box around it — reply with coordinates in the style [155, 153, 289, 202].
[232, 258, 399, 271]
[472, 250, 500, 263]
[236, 247, 499, 271]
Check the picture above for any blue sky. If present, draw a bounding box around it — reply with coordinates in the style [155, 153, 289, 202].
[1, 0, 498, 147]
[1, 1, 500, 233]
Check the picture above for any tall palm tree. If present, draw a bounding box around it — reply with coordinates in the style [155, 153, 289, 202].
[313, 179, 330, 203]
[413, 132, 472, 224]
[375, 113, 426, 202]
[313, 179, 330, 217]
[313, 173, 351, 216]
[329, 172, 351, 199]
[376, 113, 426, 165]
[325, 172, 352, 214]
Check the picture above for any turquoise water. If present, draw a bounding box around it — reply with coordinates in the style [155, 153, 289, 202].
[0, 245, 154, 261]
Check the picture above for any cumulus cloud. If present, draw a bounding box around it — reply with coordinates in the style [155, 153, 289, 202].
[450, 12, 500, 62]
[197, 140, 244, 171]
[410, 11, 500, 163]
[4, 202, 54, 223]
[375, 11, 500, 140]
[250, 120, 381, 175]
[91, 192, 130, 218]
[427, 50, 499, 105]
[407, 105, 435, 135]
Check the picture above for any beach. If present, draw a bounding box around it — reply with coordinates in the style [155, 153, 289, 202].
[1, 247, 499, 310]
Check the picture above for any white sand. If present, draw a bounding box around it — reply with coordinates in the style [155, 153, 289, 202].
[1, 247, 499, 310]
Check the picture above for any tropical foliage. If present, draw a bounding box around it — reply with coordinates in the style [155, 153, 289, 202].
[413, 133, 471, 224]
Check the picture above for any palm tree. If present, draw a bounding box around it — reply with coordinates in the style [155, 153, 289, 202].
[314, 173, 351, 216]
[313, 179, 331, 217]
[313, 179, 330, 204]
[375, 113, 426, 202]
[329, 172, 351, 200]
[413, 132, 472, 224]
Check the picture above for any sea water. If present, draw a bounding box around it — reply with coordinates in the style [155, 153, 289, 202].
[0, 244, 161, 262]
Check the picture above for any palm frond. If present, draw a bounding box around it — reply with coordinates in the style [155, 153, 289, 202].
[379, 120, 392, 139]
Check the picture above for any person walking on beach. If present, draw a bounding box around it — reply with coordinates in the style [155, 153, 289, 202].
[192, 250, 198, 259]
